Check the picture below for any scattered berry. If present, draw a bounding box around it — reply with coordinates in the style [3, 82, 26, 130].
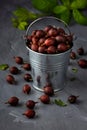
[70, 51, 76, 59]
[23, 84, 31, 94]
[23, 109, 35, 118]
[22, 63, 31, 71]
[78, 59, 87, 68]
[77, 47, 84, 55]
[26, 100, 38, 109]
[5, 96, 19, 106]
[14, 56, 23, 64]
[9, 66, 19, 74]
[6, 74, 15, 84]
[43, 85, 54, 96]
[24, 73, 33, 82]
[39, 94, 50, 104]
[68, 95, 79, 103]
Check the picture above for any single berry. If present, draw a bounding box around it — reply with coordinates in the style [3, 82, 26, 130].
[77, 47, 84, 55]
[35, 30, 45, 38]
[68, 95, 79, 103]
[22, 63, 31, 71]
[31, 36, 38, 44]
[23, 109, 35, 118]
[6, 74, 15, 84]
[47, 46, 56, 54]
[9, 66, 19, 74]
[38, 38, 45, 45]
[57, 43, 68, 53]
[39, 94, 50, 104]
[78, 59, 87, 68]
[26, 100, 38, 109]
[47, 27, 58, 37]
[70, 51, 76, 59]
[24, 73, 33, 82]
[23, 84, 31, 94]
[31, 44, 38, 52]
[14, 56, 23, 64]
[55, 35, 66, 43]
[5, 96, 19, 106]
[43, 85, 54, 96]
[38, 46, 46, 53]
[44, 38, 56, 47]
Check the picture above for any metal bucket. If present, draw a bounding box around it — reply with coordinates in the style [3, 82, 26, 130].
[26, 16, 72, 92]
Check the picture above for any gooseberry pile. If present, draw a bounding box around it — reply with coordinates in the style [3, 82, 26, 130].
[26, 25, 73, 54]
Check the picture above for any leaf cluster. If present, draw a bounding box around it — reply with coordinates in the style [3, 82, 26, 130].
[11, 0, 87, 30]
[11, 7, 41, 30]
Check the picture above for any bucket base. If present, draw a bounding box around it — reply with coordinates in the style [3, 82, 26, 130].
[33, 84, 65, 93]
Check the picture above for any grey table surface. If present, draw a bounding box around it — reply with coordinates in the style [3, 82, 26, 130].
[0, 1, 87, 130]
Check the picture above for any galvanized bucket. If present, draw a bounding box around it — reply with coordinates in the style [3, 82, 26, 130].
[26, 16, 72, 92]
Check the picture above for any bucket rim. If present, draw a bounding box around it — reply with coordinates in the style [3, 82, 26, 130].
[26, 16, 71, 36]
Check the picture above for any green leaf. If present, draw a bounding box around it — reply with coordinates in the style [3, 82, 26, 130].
[18, 21, 28, 30]
[13, 7, 38, 21]
[73, 9, 87, 25]
[71, 0, 87, 9]
[59, 9, 71, 24]
[60, 0, 71, 6]
[54, 99, 67, 107]
[28, 12, 39, 19]
[11, 18, 19, 28]
[0, 64, 9, 70]
[13, 7, 30, 21]
[31, 0, 58, 13]
[53, 5, 67, 14]
[72, 67, 78, 73]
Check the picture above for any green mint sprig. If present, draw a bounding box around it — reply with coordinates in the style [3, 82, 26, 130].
[11, 7, 41, 30]
[11, 0, 87, 30]
[32, 0, 87, 25]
